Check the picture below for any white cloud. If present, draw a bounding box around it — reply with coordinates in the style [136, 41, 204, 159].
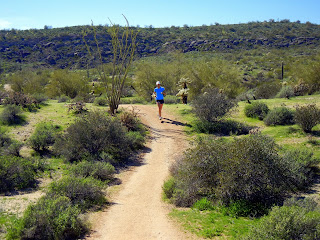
[0, 19, 11, 29]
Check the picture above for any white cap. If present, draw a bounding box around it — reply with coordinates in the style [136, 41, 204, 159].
[156, 81, 160, 85]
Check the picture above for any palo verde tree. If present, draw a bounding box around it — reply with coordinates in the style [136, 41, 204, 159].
[83, 16, 137, 114]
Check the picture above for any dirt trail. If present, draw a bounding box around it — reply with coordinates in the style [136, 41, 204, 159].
[86, 104, 194, 240]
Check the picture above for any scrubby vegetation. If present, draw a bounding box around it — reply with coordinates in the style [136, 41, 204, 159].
[294, 103, 320, 132]
[1, 19, 320, 239]
[244, 102, 269, 120]
[263, 106, 294, 126]
[0, 156, 38, 192]
[28, 122, 60, 153]
[242, 198, 320, 240]
[47, 176, 106, 210]
[6, 196, 87, 240]
[69, 161, 115, 182]
[53, 110, 144, 164]
[165, 134, 318, 213]
[0, 104, 25, 125]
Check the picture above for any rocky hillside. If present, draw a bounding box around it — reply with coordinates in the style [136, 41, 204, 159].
[1, 21, 320, 71]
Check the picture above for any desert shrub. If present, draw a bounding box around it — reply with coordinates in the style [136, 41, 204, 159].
[191, 88, 237, 122]
[119, 108, 143, 132]
[2, 141, 23, 156]
[67, 101, 88, 114]
[69, 161, 115, 182]
[220, 199, 268, 217]
[119, 109, 146, 149]
[192, 198, 215, 211]
[93, 96, 108, 106]
[242, 204, 320, 240]
[294, 104, 320, 132]
[120, 96, 147, 104]
[283, 197, 319, 212]
[163, 177, 176, 200]
[0, 104, 25, 125]
[6, 196, 87, 240]
[276, 85, 295, 98]
[119, 97, 133, 104]
[254, 82, 281, 99]
[168, 134, 317, 213]
[164, 95, 179, 104]
[244, 101, 269, 120]
[3, 92, 38, 111]
[263, 107, 294, 126]
[0, 156, 36, 192]
[280, 149, 319, 190]
[54, 110, 132, 163]
[31, 93, 48, 105]
[193, 119, 253, 135]
[28, 122, 60, 152]
[126, 131, 145, 150]
[45, 69, 90, 99]
[293, 80, 310, 96]
[57, 95, 71, 103]
[47, 176, 106, 210]
[0, 130, 22, 156]
[236, 89, 255, 101]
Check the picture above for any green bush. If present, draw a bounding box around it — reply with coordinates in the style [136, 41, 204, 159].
[0, 104, 24, 125]
[242, 204, 320, 240]
[191, 88, 237, 122]
[0, 130, 22, 156]
[193, 119, 253, 135]
[6, 196, 87, 240]
[120, 96, 147, 104]
[294, 104, 320, 132]
[57, 95, 71, 103]
[163, 177, 176, 200]
[126, 131, 145, 150]
[244, 101, 269, 120]
[69, 161, 115, 182]
[276, 85, 295, 98]
[280, 149, 319, 190]
[28, 122, 60, 152]
[47, 176, 106, 210]
[54, 110, 132, 163]
[0, 156, 36, 192]
[192, 198, 215, 211]
[220, 199, 268, 217]
[283, 197, 319, 212]
[31, 93, 48, 105]
[164, 95, 179, 104]
[3, 92, 38, 111]
[168, 134, 317, 213]
[45, 69, 90, 99]
[263, 107, 294, 126]
[93, 96, 108, 106]
[254, 82, 281, 99]
[119, 109, 144, 132]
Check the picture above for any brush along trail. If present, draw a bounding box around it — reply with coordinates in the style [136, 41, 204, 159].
[86, 104, 197, 240]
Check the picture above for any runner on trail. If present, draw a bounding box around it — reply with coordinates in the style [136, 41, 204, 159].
[154, 81, 166, 120]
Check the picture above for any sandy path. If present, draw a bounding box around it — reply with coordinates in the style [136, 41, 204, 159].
[86, 104, 193, 240]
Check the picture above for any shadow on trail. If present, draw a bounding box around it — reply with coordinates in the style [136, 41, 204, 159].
[160, 118, 192, 127]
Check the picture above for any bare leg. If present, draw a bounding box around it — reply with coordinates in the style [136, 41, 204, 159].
[157, 102, 163, 118]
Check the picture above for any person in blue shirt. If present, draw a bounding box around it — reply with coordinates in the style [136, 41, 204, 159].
[154, 81, 166, 120]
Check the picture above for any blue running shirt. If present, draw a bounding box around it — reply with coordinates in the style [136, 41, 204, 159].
[154, 87, 165, 100]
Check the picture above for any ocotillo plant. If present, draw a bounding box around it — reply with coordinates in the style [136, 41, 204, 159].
[83, 15, 137, 114]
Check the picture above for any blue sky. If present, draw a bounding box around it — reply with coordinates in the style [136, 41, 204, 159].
[1, 0, 319, 30]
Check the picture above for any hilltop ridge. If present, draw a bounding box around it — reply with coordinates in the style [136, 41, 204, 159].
[1, 20, 320, 71]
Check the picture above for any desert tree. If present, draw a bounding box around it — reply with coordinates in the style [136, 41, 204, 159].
[83, 15, 137, 114]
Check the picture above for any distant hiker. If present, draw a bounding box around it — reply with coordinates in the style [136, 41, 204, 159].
[154, 81, 166, 120]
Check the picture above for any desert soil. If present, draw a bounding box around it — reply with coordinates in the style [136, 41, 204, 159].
[85, 104, 196, 240]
